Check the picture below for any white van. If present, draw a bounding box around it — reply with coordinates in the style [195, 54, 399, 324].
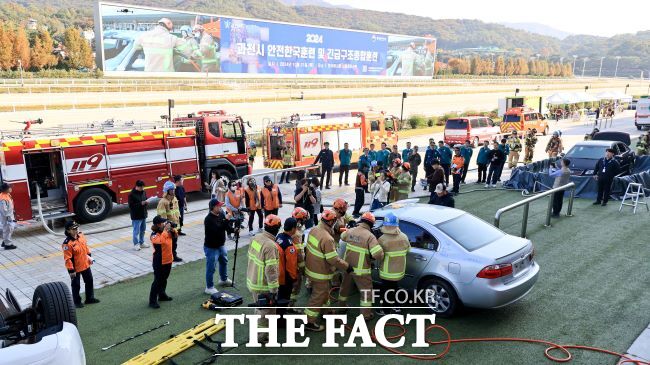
[635, 98, 650, 130]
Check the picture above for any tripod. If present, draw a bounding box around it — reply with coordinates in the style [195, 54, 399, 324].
[229, 209, 248, 289]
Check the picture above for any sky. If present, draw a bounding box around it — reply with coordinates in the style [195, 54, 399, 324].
[326, 0, 648, 37]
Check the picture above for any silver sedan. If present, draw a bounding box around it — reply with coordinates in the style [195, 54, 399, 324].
[370, 202, 539, 317]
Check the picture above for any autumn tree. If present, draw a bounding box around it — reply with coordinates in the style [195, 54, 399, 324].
[505, 58, 515, 76]
[495, 56, 505, 76]
[471, 56, 483, 75]
[12, 26, 30, 70]
[30, 28, 58, 69]
[0, 23, 14, 70]
[529, 60, 538, 76]
[63, 28, 93, 69]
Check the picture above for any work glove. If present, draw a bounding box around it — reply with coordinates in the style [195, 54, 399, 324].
[346, 264, 354, 274]
[69, 272, 76, 279]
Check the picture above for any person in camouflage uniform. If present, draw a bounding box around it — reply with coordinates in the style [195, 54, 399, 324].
[524, 128, 538, 164]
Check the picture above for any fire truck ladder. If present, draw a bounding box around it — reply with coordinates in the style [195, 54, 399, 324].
[0, 120, 190, 140]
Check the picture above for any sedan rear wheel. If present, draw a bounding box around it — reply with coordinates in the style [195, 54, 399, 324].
[420, 278, 459, 317]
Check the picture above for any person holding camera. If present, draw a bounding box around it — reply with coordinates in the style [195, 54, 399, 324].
[370, 171, 391, 211]
[62, 221, 99, 308]
[204, 198, 234, 295]
[156, 181, 182, 262]
[149, 215, 174, 309]
[294, 178, 316, 229]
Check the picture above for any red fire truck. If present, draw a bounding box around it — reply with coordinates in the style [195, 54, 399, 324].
[263, 111, 399, 169]
[0, 111, 249, 223]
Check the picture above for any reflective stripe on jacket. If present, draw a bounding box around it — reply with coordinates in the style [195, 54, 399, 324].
[246, 231, 280, 293]
[156, 195, 180, 224]
[304, 222, 349, 281]
[341, 223, 383, 275]
[378, 229, 410, 281]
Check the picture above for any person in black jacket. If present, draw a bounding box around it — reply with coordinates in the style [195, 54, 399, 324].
[204, 198, 234, 295]
[428, 183, 455, 207]
[314, 141, 334, 189]
[485, 142, 506, 188]
[408, 145, 421, 192]
[174, 175, 188, 236]
[128, 180, 150, 251]
[593, 148, 620, 206]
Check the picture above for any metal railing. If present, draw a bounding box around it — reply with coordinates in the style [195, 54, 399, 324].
[596, 117, 614, 129]
[494, 182, 576, 238]
[241, 164, 321, 185]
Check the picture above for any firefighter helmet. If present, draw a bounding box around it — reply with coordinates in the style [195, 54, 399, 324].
[383, 212, 399, 227]
[292, 207, 309, 221]
[402, 162, 411, 171]
[264, 214, 282, 227]
[180, 25, 193, 38]
[360, 212, 376, 226]
[158, 18, 173, 31]
[193, 24, 204, 32]
[333, 198, 348, 212]
[163, 181, 175, 193]
[393, 158, 402, 165]
[321, 209, 337, 222]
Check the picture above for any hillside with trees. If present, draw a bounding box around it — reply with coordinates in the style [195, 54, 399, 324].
[0, 0, 647, 76]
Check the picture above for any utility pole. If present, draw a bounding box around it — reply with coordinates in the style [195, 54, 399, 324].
[582, 57, 588, 78]
[614, 56, 621, 78]
[572, 55, 578, 75]
[598, 57, 605, 78]
[400, 92, 407, 127]
[18, 59, 24, 87]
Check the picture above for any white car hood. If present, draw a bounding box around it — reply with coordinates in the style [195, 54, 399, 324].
[0, 322, 85, 365]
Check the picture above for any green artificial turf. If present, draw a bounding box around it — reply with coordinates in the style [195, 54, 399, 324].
[77, 190, 650, 365]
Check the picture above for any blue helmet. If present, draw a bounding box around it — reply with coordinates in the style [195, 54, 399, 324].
[163, 181, 176, 193]
[383, 212, 399, 227]
[370, 160, 378, 167]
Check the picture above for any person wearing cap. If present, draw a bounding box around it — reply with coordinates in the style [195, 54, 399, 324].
[247, 214, 282, 343]
[274, 217, 303, 313]
[0, 183, 17, 250]
[128, 180, 150, 251]
[592, 148, 620, 206]
[149, 216, 175, 309]
[133, 17, 199, 72]
[314, 142, 334, 189]
[507, 131, 522, 169]
[437, 141, 453, 186]
[62, 221, 99, 308]
[193, 24, 219, 72]
[395, 162, 412, 201]
[157, 181, 182, 262]
[428, 183, 455, 207]
[338, 212, 384, 320]
[375, 212, 410, 316]
[304, 210, 353, 332]
[204, 198, 234, 295]
[174, 176, 188, 236]
[408, 145, 421, 192]
[260, 176, 282, 216]
[451, 147, 465, 195]
[244, 178, 264, 236]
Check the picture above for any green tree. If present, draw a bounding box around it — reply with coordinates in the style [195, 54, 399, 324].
[495, 56, 505, 76]
[63, 28, 93, 69]
[0, 23, 14, 70]
[12, 26, 30, 70]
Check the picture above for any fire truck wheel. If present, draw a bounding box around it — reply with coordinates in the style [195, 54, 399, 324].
[75, 188, 113, 223]
[215, 169, 234, 182]
[543, 126, 549, 136]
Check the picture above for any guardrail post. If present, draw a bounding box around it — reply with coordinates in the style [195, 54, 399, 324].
[544, 193, 553, 227]
[521, 203, 529, 238]
[566, 188, 575, 216]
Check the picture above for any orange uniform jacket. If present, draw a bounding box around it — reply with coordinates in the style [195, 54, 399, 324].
[151, 230, 173, 265]
[260, 185, 281, 211]
[62, 233, 92, 273]
[452, 156, 465, 175]
[244, 187, 261, 211]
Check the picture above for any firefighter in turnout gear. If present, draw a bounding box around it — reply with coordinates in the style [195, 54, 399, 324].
[507, 131, 522, 169]
[0, 183, 16, 250]
[246, 215, 281, 343]
[304, 209, 352, 331]
[524, 129, 538, 164]
[396, 162, 412, 201]
[332, 198, 353, 246]
[157, 181, 182, 262]
[280, 143, 295, 184]
[338, 212, 384, 320]
[375, 212, 410, 315]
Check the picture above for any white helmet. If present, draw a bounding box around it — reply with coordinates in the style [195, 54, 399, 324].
[193, 24, 204, 32]
[158, 18, 173, 31]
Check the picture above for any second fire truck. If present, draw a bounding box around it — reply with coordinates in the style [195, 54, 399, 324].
[0, 111, 249, 223]
[263, 110, 399, 169]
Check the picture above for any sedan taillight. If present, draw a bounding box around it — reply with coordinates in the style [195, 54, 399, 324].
[477, 264, 513, 279]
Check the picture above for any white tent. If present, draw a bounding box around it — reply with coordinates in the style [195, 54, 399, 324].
[611, 91, 632, 102]
[596, 91, 618, 100]
[573, 92, 599, 103]
[546, 92, 579, 104]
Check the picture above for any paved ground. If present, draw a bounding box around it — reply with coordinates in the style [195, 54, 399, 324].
[0, 111, 639, 307]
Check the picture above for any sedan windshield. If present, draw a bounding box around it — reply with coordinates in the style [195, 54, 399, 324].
[436, 214, 504, 251]
[565, 145, 607, 159]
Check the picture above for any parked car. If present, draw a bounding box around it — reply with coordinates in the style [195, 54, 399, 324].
[564, 132, 635, 176]
[635, 98, 650, 130]
[444, 116, 501, 148]
[0, 282, 85, 364]
[350, 203, 539, 317]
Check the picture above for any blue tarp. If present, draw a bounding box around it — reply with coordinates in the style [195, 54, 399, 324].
[504, 155, 650, 199]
